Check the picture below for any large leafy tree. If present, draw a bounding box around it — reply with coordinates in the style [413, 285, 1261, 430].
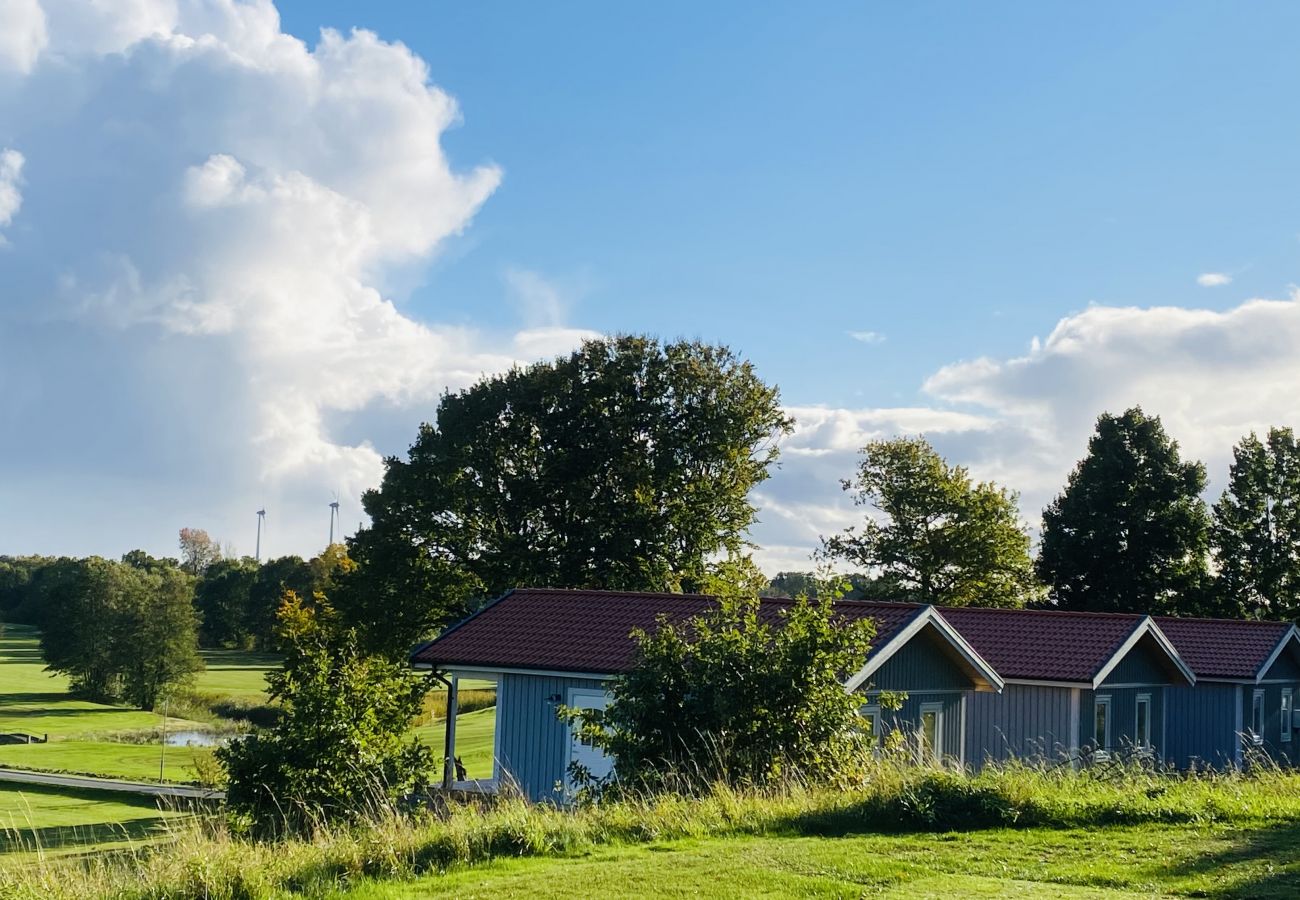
[1211, 428, 1300, 619]
[340, 335, 793, 656]
[195, 558, 259, 647]
[1037, 408, 1211, 614]
[821, 436, 1036, 607]
[40, 557, 202, 706]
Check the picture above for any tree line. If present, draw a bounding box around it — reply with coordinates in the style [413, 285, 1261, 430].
[0, 534, 355, 709]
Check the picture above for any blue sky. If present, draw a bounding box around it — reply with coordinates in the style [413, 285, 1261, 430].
[3, 1, 1300, 570]
[285, 1, 1300, 407]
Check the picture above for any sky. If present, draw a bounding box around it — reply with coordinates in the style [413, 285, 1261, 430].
[4, 1, 1300, 573]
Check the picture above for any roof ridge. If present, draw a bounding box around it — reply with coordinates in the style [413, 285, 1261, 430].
[1154, 613, 1294, 628]
[941, 605, 1144, 620]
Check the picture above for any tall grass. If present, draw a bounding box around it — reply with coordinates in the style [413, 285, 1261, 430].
[7, 760, 1300, 899]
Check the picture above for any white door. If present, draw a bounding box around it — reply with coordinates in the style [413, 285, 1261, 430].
[567, 688, 614, 789]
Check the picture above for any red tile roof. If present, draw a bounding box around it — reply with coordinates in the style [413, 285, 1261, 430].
[412, 588, 924, 675]
[938, 607, 1146, 683]
[1154, 616, 1294, 680]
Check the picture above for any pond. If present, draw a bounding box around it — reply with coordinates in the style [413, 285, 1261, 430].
[163, 730, 231, 747]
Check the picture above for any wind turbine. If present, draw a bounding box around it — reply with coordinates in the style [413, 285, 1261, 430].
[328, 493, 341, 547]
[255, 509, 266, 562]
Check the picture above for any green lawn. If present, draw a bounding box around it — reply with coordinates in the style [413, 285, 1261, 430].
[336, 822, 1300, 899]
[412, 707, 496, 779]
[0, 783, 183, 858]
[194, 648, 279, 700]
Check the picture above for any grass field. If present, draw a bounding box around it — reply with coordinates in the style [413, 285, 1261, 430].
[335, 822, 1300, 898]
[0, 783, 182, 859]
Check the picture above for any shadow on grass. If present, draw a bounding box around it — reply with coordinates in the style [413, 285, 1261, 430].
[0, 783, 191, 855]
[1154, 820, 1300, 899]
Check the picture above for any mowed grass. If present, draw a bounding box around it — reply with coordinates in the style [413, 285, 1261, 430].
[336, 822, 1300, 899]
[0, 783, 183, 859]
[193, 649, 279, 701]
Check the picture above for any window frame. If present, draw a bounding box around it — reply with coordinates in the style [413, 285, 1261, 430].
[1282, 689, 1293, 744]
[917, 702, 944, 764]
[862, 705, 881, 748]
[1093, 695, 1112, 756]
[1134, 693, 1152, 751]
[1251, 689, 1266, 745]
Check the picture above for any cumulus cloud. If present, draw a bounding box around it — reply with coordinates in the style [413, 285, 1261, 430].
[1197, 272, 1232, 287]
[0, 0, 593, 559]
[0, 149, 22, 233]
[0, 0, 47, 74]
[847, 330, 885, 344]
[750, 294, 1300, 575]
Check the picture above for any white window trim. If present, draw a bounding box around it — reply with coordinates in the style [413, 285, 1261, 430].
[1135, 693, 1152, 751]
[1283, 689, 1293, 743]
[918, 702, 944, 764]
[1250, 688, 1266, 746]
[1093, 695, 1112, 759]
[862, 705, 881, 747]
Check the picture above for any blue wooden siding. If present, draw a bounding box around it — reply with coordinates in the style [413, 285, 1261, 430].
[1249, 682, 1300, 765]
[494, 673, 607, 803]
[1079, 687, 1165, 755]
[964, 684, 1074, 766]
[865, 690, 965, 761]
[1263, 650, 1300, 681]
[1165, 682, 1239, 769]
[1105, 635, 1175, 684]
[868, 626, 974, 692]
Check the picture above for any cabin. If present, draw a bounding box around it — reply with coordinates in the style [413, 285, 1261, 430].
[940, 608, 1196, 765]
[410, 588, 1002, 803]
[1156, 617, 1300, 768]
[411, 588, 1300, 803]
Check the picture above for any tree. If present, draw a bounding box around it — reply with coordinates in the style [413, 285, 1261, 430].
[565, 578, 876, 793]
[339, 335, 793, 656]
[178, 528, 222, 577]
[1037, 408, 1211, 614]
[821, 437, 1037, 607]
[1211, 428, 1300, 619]
[219, 591, 435, 836]
[39, 557, 202, 707]
[246, 556, 314, 650]
[118, 566, 204, 709]
[195, 558, 260, 647]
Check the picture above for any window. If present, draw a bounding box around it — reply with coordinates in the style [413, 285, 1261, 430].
[1135, 694, 1152, 750]
[1251, 689, 1265, 745]
[862, 706, 880, 747]
[918, 703, 944, 764]
[1094, 696, 1112, 752]
[578, 708, 605, 748]
[1283, 690, 1293, 743]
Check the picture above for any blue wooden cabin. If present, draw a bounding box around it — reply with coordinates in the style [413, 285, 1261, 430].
[412, 589, 1297, 803]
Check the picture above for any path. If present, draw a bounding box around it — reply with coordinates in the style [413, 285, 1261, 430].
[0, 767, 224, 801]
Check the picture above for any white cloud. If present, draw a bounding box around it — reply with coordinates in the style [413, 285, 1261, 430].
[0, 149, 23, 233]
[0, 0, 46, 74]
[0, 0, 595, 560]
[505, 268, 567, 328]
[848, 330, 885, 344]
[750, 293, 1300, 576]
[1197, 272, 1232, 287]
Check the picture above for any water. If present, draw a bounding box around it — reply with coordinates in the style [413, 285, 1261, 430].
[163, 730, 229, 747]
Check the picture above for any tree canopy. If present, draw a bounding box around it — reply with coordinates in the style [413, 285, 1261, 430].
[1211, 427, 1300, 619]
[1037, 408, 1211, 614]
[821, 436, 1036, 607]
[339, 335, 793, 656]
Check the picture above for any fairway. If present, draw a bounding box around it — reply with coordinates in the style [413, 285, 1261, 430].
[0, 782, 184, 858]
[337, 822, 1300, 899]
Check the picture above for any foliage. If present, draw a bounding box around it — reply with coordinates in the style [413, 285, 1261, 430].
[1212, 427, 1300, 619]
[1037, 408, 1211, 614]
[38, 557, 203, 707]
[822, 436, 1037, 607]
[565, 579, 876, 793]
[10, 764, 1300, 898]
[195, 558, 260, 647]
[218, 591, 436, 837]
[178, 527, 222, 577]
[339, 335, 793, 657]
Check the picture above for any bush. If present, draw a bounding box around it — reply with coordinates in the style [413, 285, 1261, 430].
[564, 576, 876, 793]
